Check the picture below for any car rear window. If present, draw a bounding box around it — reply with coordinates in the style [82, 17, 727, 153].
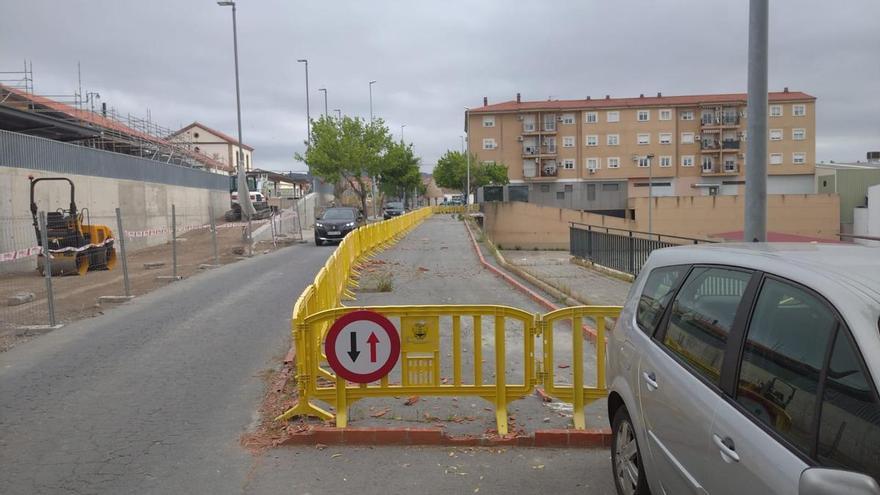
[636, 265, 687, 335]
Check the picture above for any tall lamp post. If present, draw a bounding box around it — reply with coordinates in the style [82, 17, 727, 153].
[297, 59, 310, 147]
[318, 88, 328, 117]
[464, 107, 470, 205]
[368, 80, 377, 122]
[400, 123, 406, 142]
[217, 0, 254, 255]
[646, 153, 655, 234]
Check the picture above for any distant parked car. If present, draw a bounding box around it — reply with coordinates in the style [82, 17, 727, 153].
[383, 201, 405, 220]
[314, 207, 364, 246]
[606, 243, 880, 495]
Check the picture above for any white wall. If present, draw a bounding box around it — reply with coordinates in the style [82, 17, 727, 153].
[854, 184, 880, 246]
[768, 174, 815, 194]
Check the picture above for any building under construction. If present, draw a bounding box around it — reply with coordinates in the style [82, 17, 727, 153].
[0, 62, 232, 174]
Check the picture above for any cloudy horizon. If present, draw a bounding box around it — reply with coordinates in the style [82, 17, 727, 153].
[2, 0, 878, 173]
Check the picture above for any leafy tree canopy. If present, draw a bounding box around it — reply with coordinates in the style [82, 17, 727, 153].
[433, 150, 508, 199]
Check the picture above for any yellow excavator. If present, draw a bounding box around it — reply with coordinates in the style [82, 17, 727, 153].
[29, 176, 116, 276]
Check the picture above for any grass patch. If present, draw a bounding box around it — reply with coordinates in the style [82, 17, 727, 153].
[376, 273, 394, 292]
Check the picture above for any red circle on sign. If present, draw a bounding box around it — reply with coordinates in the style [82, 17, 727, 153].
[324, 310, 400, 383]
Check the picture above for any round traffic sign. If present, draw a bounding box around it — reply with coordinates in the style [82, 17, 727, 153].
[324, 310, 401, 383]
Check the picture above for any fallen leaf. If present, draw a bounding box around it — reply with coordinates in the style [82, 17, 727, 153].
[331, 453, 343, 458]
[558, 364, 570, 369]
[315, 443, 327, 450]
[532, 464, 545, 470]
[370, 408, 390, 418]
[404, 396, 420, 406]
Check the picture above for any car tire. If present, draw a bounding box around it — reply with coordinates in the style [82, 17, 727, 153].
[314, 237, 322, 246]
[611, 407, 651, 495]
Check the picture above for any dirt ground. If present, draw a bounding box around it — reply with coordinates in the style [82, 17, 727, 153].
[0, 222, 303, 352]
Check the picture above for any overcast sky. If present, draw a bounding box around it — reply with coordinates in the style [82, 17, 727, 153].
[2, 1, 878, 173]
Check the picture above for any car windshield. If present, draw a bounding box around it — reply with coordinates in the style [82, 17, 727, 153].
[322, 209, 355, 221]
[387, 202, 403, 209]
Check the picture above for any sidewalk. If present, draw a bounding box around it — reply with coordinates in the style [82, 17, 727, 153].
[499, 250, 632, 306]
[335, 215, 606, 436]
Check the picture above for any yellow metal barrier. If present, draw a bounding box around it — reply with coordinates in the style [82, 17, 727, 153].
[432, 204, 479, 215]
[277, 204, 622, 434]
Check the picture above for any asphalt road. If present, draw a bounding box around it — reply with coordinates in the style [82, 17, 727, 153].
[0, 242, 332, 494]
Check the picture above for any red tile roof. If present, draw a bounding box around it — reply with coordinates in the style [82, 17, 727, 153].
[170, 121, 254, 151]
[470, 91, 815, 113]
[0, 84, 233, 172]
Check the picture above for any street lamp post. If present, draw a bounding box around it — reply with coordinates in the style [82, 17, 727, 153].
[297, 59, 310, 147]
[646, 153, 655, 234]
[217, 0, 254, 255]
[368, 80, 377, 122]
[400, 123, 406, 142]
[318, 88, 328, 117]
[464, 107, 470, 206]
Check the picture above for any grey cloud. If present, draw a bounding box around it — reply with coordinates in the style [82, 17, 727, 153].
[2, 0, 878, 174]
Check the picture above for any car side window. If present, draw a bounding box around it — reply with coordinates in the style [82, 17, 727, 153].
[662, 267, 751, 385]
[636, 265, 687, 335]
[818, 329, 880, 481]
[735, 278, 836, 454]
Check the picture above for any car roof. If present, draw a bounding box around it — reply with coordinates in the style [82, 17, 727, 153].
[649, 243, 880, 303]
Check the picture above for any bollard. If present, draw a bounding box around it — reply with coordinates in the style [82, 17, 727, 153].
[209, 202, 219, 266]
[115, 207, 131, 297]
[38, 212, 57, 326]
[172, 204, 178, 279]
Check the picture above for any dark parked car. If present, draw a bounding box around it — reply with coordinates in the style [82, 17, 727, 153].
[383, 201, 405, 220]
[314, 207, 364, 245]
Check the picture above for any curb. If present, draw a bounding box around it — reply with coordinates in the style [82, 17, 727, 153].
[463, 220, 600, 342]
[279, 426, 611, 448]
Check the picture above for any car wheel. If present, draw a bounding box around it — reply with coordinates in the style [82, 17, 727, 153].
[611, 407, 650, 495]
[314, 237, 322, 246]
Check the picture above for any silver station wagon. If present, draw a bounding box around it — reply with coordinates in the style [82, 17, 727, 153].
[607, 243, 880, 495]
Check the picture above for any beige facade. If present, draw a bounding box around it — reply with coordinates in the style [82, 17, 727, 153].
[171, 122, 254, 173]
[469, 90, 816, 198]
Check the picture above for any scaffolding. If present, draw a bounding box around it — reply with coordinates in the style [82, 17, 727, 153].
[0, 61, 230, 173]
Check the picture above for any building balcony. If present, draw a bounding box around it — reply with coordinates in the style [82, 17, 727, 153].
[701, 140, 721, 151]
[722, 140, 741, 150]
[701, 115, 740, 127]
[522, 125, 555, 135]
[701, 164, 739, 176]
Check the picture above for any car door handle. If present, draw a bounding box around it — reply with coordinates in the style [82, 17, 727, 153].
[713, 434, 740, 463]
[642, 371, 659, 391]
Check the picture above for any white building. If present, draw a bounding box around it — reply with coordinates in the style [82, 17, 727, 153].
[170, 122, 254, 173]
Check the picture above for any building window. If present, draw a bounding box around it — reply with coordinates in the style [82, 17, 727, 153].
[587, 183, 596, 201]
[482, 138, 497, 150]
[637, 110, 650, 122]
[659, 156, 672, 167]
[681, 155, 694, 167]
[556, 191, 565, 200]
[607, 134, 619, 146]
[770, 105, 782, 117]
[522, 114, 536, 132]
[681, 132, 695, 144]
[585, 135, 599, 147]
[770, 153, 783, 165]
[793, 152, 806, 164]
[565, 184, 573, 192]
[543, 114, 556, 131]
[659, 109, 672, 121]
[793, 128, 806, 140]
[540, 184, 550, 192]
[562, 113, 576, 125]
[482, 116, 495, 127]
[585, 111, 598, 124]
[586, 157, 600, 171]
[607, 157, 620, 168]
[637, 156, 650, 168]
[602, 183, 620, 192]
[606, 111, 619, 123]
[680, 110, 694, 121]
[637, 133, 650, 145]
[563, 159, 575, 169]
[769, 129, 783, 141]
[562, 136, 575, 148]
[793, 104, 806, 117]
[659, 133, 672, 145]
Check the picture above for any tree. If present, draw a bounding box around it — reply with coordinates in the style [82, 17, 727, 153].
[433, 150, 508, 201]
[379, 140, 422, 207]
[296, 115, 392, 215]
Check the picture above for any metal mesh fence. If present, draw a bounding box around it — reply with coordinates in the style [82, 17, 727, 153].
[0, 213, 51, 334]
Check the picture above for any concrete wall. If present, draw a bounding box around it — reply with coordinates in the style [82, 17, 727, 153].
[1, 166, 229, 257]
[853, 184, 880, 246]
[629, 193, 840, 240]
[481, 201, 631, 250]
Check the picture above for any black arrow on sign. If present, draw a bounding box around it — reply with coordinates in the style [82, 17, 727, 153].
[347, 332, 360, 362]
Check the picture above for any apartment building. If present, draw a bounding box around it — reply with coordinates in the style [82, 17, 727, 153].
[469, 89, 816, 212]
[171, 122, 255, 173]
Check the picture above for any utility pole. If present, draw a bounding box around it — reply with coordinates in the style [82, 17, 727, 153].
[744, 0, 769, 242]
[369, 80, 377, 219]
[464, 107, 470, 205]
[369, 80, 377, 122]
[647, 153, 655, 234]
[297, 59, 310, 147]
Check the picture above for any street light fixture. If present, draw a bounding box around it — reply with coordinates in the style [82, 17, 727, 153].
[368, 80, 377, 122]
[297, 59, 310, 147]
[318, 88, 328, 117]
[217, 0, 255, 255]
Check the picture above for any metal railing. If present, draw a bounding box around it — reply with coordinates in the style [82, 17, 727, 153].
[569, 223, 716, 276]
